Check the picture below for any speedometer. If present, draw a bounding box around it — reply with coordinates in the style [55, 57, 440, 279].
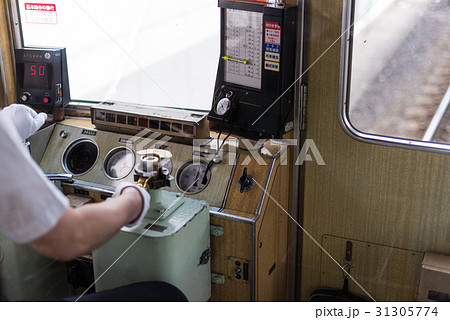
[62, 138, 99, 175]
[103, 147, 135, 180]
[175, 161, 211, 194]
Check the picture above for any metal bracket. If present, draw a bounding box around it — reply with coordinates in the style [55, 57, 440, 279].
[343, 241, 353, 279]
[211, 272, 226, 285]
[345, 240, 353, 262]
[210, 224, 224, 237]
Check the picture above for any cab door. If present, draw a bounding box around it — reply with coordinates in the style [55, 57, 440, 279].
[298, 0, 450, 301]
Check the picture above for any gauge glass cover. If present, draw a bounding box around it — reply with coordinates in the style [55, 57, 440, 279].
[104, 147, 135, 179]
[176, 161, 211, 194]
[63, 139, 99, 175]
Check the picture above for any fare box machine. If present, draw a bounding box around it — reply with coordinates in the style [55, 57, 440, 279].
[209, 0, 297, 140]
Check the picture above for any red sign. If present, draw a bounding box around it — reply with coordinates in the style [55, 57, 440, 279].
[24, 3, 58, 24]
[25, 3, 56, 11]
[265, 21, 281, 45]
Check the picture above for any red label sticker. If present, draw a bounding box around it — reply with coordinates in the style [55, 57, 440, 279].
[265, 21, 281, 45]
[24, 3, 58, 24]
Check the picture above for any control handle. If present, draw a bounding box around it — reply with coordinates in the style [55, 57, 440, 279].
[237, 168, 254, 193]
[45, 173, 74, 183]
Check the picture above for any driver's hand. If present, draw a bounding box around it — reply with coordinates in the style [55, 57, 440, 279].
[0, 104, 47, 140]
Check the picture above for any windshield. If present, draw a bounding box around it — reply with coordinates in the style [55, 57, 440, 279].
[17, 0, 220, 111]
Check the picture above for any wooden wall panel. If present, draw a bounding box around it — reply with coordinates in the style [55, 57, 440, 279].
[320, 235, 423, 301]
[300, 0, 450, 301]
[225, 154, 271, 213]
[0, 0, 16, 107]
[255, 164, 291, 301]
[209, 216, 252, 301]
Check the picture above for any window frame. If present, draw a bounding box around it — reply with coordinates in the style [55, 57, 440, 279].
[338, 0, 450, 155]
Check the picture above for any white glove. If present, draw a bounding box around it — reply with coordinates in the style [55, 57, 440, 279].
[0, 104, 47, 140]
[112, 182, 150, 229]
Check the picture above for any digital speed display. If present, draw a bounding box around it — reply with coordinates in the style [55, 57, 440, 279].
[23, 62, 50, 90]
[15, 47, 70, 108]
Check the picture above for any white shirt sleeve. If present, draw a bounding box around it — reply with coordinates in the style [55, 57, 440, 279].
[0, 118, 69, 244]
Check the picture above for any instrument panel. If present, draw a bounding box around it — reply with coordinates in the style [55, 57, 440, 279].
[30, 120, 291, 303]
[40, 123, 237, 208]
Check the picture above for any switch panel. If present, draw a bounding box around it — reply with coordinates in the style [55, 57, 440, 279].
[227, 256, 249, 283]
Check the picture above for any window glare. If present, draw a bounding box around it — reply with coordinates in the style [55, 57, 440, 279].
[18, 0, 220, 110]
[349, 0, 450, 144]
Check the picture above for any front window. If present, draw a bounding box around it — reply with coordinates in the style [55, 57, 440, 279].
[16, 0, 220, 111]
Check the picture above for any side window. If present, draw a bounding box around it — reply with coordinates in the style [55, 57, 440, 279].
[341, 0, 450, 150]
[15, 0, 220, 111]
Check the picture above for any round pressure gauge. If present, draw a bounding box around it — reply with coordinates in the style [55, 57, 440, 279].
[103, 147, 135, 179]
[62, 138, 99, 175]
[215, 97, 231, 116]
[176, 161, 211, 194]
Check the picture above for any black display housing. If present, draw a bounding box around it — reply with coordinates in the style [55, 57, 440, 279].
[15, 47, 70, 107]
[208, 0, 297, 140]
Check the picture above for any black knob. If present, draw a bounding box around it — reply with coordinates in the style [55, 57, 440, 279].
[20, 92, 31, 102]
[59, 130, 68, 139]
[238, 168, 254, 193]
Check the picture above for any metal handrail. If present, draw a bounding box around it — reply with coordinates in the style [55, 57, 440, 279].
[422, 85, 450, 142]
[0, 45, 8, 107]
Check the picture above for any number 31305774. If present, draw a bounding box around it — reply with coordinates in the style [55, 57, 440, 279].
[375, 306, 438, 317]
